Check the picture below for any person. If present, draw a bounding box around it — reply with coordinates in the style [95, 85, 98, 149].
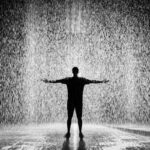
[42, 67, 109, 139]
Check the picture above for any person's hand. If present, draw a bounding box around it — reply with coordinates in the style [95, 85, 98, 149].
[42, 79, 49, 83]
[103, 79, 109, 83]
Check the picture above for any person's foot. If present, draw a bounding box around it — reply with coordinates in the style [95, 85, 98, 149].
[79, 132, 84, 139]
[64, 132, 70, 139]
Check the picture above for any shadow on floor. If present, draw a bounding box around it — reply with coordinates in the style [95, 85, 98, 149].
[62, 138, 86, 150]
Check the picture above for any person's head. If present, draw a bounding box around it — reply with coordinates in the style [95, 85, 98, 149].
[72, 67, 79, 77]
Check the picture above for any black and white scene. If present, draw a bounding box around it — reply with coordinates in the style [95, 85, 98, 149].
[0, 0, 150, 149]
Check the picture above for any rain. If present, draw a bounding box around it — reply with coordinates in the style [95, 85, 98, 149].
[0, 0, 150, 126]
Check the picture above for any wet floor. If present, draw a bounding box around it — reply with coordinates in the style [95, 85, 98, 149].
[0, 123, 150, 150]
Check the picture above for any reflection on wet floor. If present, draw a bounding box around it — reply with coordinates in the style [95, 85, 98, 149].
[62, 139, 71, 150]
[0, 124, 150, 150]
[78, 139, 87, 150]
[61, 139, 87, 150]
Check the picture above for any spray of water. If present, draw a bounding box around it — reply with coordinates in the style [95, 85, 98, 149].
[0, 0, 150, 124]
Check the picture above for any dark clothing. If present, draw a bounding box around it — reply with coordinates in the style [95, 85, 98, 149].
[58, 77, 91, 119]
[67, 101, 82, 119]
[60, 77, 90, 101]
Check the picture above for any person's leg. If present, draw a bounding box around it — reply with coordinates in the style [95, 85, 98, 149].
[76, 104, 84, 138]
[65, 103, 74, 138]
[67, 117, 72, 134]
[78, 117, 82, 134]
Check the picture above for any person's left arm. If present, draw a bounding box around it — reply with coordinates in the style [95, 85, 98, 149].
[84, 78, 109, 84]
[90, 79, 109, 84]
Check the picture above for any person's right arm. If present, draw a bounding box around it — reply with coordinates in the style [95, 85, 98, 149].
[41, 78, 68, 84]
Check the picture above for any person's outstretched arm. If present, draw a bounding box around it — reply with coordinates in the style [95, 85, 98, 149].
[87, 79, 109, 84]
[92, 79, 109, 84]
[41, 78, 67, 84]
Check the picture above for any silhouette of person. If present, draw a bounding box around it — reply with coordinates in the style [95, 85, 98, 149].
[42, 67, 109, 139]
